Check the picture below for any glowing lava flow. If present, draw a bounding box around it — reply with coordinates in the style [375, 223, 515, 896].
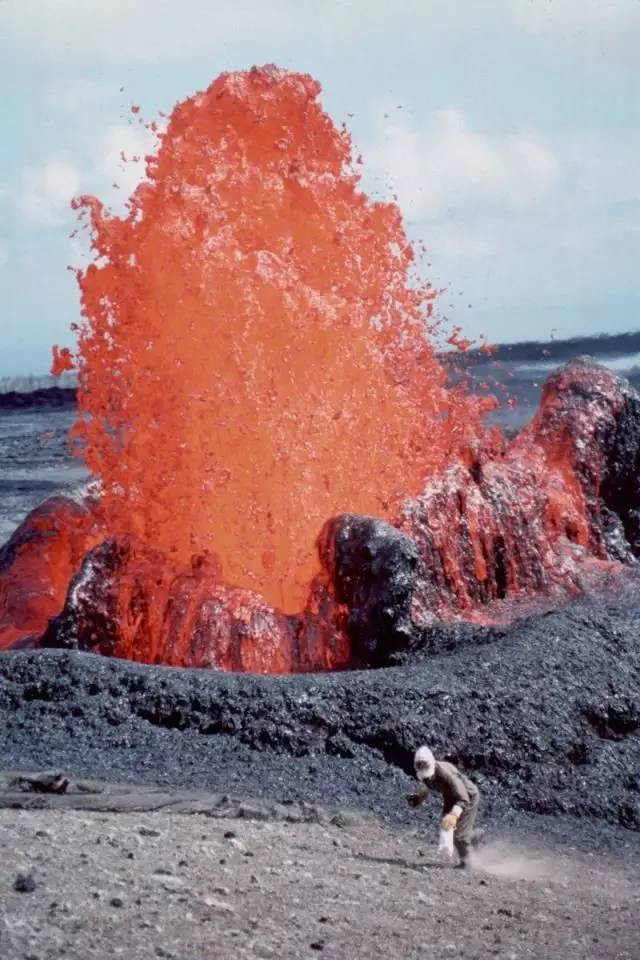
[62, 65, 487, 614]
[0, 496, 104, 651]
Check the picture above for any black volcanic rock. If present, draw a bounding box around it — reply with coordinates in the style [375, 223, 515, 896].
[1, 575, 639, 831]
[595, 386, 640, 559]
[528, 357, 640, 562]
[42, 535, 174, 659]
[318, 514, 421, 667]
[398, 359, 640, 642]
[13, 873, 36, 893]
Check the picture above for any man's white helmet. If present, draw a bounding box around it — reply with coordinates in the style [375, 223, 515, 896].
[414, 745, 436, 781]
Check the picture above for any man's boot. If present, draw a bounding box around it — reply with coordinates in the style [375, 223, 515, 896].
[454, 840, 470, 869]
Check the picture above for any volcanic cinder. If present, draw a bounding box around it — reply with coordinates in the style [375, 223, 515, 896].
[2, 66, 640, 672]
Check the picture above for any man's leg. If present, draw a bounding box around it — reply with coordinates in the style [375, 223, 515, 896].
[470, 827, 485, 847]
[454, 797, 479, 868]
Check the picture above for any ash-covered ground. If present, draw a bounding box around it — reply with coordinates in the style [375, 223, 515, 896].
[2, 801, 639, 960]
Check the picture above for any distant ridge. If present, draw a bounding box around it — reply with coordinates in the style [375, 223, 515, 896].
[440, 330, 640, 367]
[0, 372, 78, 395]
[0, 386, 77, 411]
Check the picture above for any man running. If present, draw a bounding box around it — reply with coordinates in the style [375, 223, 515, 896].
[408, 745, 483, 869]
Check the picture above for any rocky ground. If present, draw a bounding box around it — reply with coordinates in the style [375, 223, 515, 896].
[1, 781, 639, 960]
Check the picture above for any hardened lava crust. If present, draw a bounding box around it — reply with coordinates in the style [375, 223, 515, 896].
[1, 572, 638, 835]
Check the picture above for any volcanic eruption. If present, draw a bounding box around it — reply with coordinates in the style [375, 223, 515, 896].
[2, 66, 640, 671]
[65, 65, 488, 610]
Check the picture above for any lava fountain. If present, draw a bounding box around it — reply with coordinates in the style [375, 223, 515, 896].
[5, 65, 635, 670]
[62, 65, 486, 614]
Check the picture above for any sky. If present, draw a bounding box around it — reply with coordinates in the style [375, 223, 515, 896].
[0, 0, 639, 375]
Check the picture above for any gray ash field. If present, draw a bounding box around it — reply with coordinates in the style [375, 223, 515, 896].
[2, 802, 638, 960]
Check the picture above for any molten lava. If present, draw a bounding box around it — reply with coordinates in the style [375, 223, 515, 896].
[65, 65, 486, 614]
[2, 69, 635, 673]
[0, 496, 104, 651]
[2, 359, 639, 668]
[51, 346, 74, 377]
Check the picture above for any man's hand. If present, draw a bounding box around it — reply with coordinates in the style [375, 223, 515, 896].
[441, 812, 459, 830]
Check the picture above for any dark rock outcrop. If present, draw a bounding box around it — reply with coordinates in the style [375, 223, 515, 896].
[398, 358, 640, 624]
[317, 514, 421, 666]
[306, 362, 640, 668]
[526, 357, 640, 560]
[8, 772, 70, 794]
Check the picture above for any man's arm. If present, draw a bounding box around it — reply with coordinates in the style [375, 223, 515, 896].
[440, 766, 470, 828]
[407, 785, 429, 807]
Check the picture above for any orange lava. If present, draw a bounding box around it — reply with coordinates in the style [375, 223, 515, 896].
[0, 497, 104, 651]
[63, 66, 487, 613]
[51, 346, 74, 376]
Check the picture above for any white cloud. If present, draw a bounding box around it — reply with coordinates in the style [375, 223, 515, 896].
[96, 123, 160, 211]
[16, 157, 81, 226]
[11, 121, 161, 230]
[362, 111, 639, 340]
[368, 109, 559, 223]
